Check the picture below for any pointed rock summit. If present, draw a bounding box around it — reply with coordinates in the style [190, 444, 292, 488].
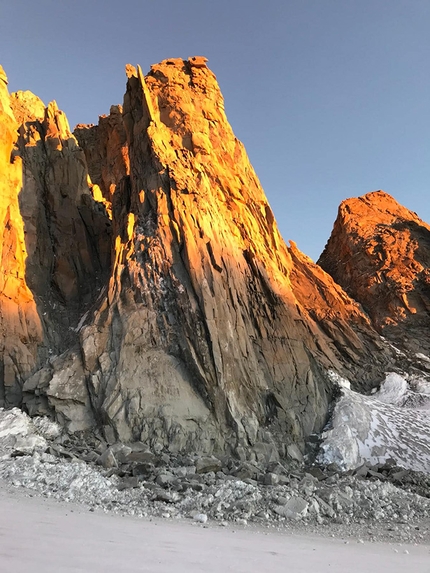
[319, 190, 430, 354]
[72, 58, 391, 452]
[0, 58, 399, 459]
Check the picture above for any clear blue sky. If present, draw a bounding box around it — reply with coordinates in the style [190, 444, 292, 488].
[1, 0, 429, 260]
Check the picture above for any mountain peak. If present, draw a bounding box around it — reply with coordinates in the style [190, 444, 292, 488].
[1, 60, 422, 460]
[320, 190, 430, 353]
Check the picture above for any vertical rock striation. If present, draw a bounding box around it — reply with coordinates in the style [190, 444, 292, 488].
[0, 68, 43, 406]
[10, 90, 112, 349]
[0, 58, 396, 458]
[0, 75, 112, 422]
[72, 59, 391, 455]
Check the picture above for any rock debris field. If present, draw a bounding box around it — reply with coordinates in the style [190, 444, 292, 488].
[1, 408, 430, 546]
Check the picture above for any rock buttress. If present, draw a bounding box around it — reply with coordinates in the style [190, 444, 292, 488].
[0, 68, 43, 406]
[0, 75, 112, 425]
[10, 90, 113, 347]
[73, 59, 392, 457]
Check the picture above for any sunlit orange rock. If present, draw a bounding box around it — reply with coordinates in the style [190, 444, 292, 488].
[0, 71, 111, 420]
[74, 104, 129, 205]
[9, 90, 112, 323]
[1, 58, 399, 456]
[0, 67, 43, 405]
[319, 190, 430, 353]
[69, 59, 391, 453]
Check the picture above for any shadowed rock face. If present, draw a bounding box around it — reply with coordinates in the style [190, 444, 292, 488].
[10, 91, 112, 346]
[0, 77, 112, 412]
[0, 68, 43, 406]
[1, 58, 395, 458]
[318, 190, 430, 354]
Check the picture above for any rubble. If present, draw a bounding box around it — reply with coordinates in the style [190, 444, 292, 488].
[0, 408, 429, 545]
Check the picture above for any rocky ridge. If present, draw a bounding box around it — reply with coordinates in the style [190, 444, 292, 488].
[0, 58, 400, 459]
[1, 57, 430, 542]
[0, 67, 43, 407]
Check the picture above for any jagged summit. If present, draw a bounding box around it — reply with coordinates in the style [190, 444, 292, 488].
[319, 190, 430, 353]
[2, 58, 422, 462]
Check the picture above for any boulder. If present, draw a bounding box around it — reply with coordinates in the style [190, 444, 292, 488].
[195, 456, 222, 474]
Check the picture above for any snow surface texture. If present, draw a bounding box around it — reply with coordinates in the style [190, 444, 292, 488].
[0, 408, 61, 456]
[318, 372, 430, 472]
[2, 489, 429, 573]
[0, 408, 31, 438]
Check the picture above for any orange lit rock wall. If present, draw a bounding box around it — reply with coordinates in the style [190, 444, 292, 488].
[0, 72, 112, 425]
[0, 67, 43, 406]
[1, 58, 398, 457]
[72, 59, 391, 454]
[318, 190, 430, 354]
[10, 90, 112, 348]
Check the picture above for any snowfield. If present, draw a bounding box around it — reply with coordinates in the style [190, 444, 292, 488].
[1, 482, 429, 573]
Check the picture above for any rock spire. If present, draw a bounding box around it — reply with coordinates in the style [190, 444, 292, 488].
[1, 59, 395, 459]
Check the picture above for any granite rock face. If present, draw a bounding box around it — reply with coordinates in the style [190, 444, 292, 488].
[0, 59, 396, 457]
[318, 190, 430, 354]
[70, 59, 392, 453]
[0, 76, 112, 414]
[10, 90, 112, 346]
[0, 67, 43, 407]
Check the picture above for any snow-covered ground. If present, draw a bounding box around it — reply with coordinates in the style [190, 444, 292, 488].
[1, 368, 430, 571]
[318, 371, 430, 472]
[1, 407, 429, 540]
[1, 481, 429, 573]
